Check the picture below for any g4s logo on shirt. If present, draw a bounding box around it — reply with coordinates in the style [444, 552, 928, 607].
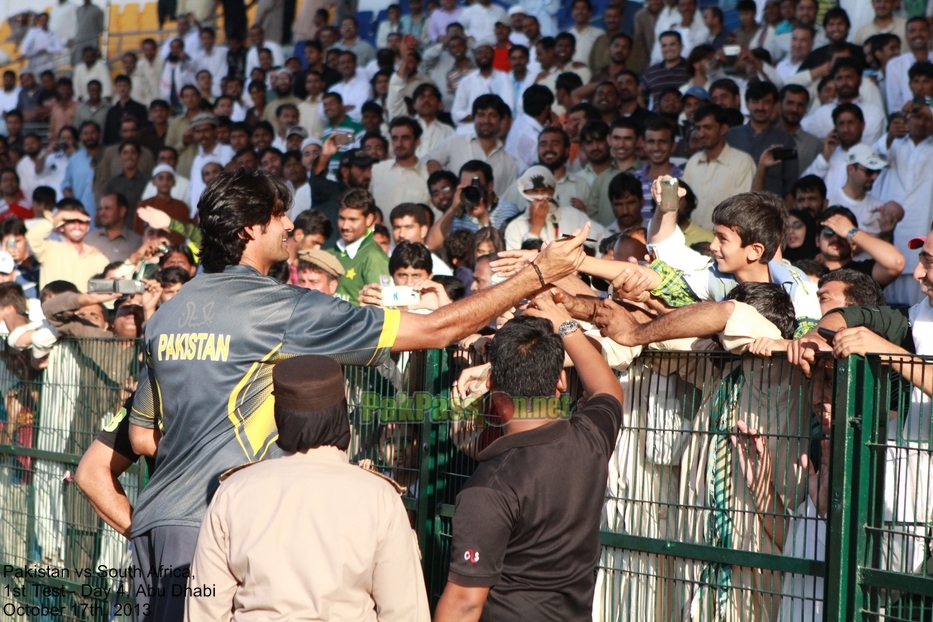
[464, 549, 480, 563]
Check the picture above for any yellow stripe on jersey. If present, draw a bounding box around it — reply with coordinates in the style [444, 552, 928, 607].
[368, 308, 401, 365]
[227, 344, 283, 461]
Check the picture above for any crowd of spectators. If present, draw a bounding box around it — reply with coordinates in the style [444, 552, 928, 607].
[1, 0, 933, 619]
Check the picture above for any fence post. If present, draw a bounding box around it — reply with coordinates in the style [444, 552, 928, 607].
[824, 355, 874, 621]
[415, 348, 445, 602]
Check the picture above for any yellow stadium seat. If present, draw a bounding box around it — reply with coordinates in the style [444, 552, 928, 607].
[139, 2, 160, 32]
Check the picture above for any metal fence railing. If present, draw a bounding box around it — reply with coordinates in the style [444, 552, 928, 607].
[2, 337, 933, 620]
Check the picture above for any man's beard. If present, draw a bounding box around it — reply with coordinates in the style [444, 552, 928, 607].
[167, 54, 180, 63]
[276, 85, 291, 97]
[540, 153, 567, 172]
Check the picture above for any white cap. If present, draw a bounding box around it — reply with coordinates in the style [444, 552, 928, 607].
[507, 5, 527, 16]
[301, 136, 323, 150]
[151, 163, 176, 179]
[516, 165, 557, 201]
[846, 144, 887, 171]
[200, 156, 223, 172]
[0, 251, 15, 275]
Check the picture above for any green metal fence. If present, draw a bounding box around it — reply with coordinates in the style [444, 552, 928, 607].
[2, 337, 933, 621]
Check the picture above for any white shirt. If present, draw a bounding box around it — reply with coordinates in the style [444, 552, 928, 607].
[502, 169, 591, 213]
[416, 118, 455, 159]
[0, 87, 21, 114]
[801, 96, 886, 145]
[288, 183, 312, 221]
[825, 187, 884, 236]
[73, 61, 112, 101]
[161, 30, 202, 60]
[15, 156, 43, 204]
[245, 41, 285, 77]
[503, 113, 543, 175]
[776, 57, 802, 84]
[569, 25, 605, 65]
[20, 27, 63, 73]
[189, 143, 235, 212]
[451, 69, 513, 124]
[509, 71, 538, 118]
[194, 45, 230, 98]
[160, 59, 196, 103]
[887, 51, 933, 114]
[459, 2, 508, 46]
[327, 76, 372, 122]
[650, 10, 710, 65]
[876, 134, 933, 275]
[49, 1, 76, 45]
[803, 143, 864, 199]
[424, 134, 518, 196]
[370, 159, 432, 214]
[504, 203, 604, 250]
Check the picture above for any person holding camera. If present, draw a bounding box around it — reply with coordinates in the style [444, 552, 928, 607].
[24, 202, 108, 291]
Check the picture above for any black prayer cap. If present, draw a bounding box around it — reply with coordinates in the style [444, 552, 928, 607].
[273, 355, 349, 452]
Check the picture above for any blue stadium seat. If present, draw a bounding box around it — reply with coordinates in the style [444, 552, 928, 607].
[358, 10, 376, 46]
[724, 9, 741, 33]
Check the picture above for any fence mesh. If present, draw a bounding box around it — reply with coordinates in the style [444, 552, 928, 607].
[2, 338, 932, 620]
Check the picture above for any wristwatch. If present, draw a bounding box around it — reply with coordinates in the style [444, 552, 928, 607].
[846, 228, 859, 243]
[558, 319, 580, 338]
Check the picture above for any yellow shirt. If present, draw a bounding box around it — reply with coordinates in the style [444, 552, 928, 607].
[25, 216, 109, 292]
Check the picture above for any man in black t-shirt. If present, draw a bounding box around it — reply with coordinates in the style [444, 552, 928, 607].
[435, 299, 624, 621]
[817, 206, 904, 287]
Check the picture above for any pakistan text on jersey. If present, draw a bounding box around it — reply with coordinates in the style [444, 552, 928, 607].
[157, 333, 231, 362]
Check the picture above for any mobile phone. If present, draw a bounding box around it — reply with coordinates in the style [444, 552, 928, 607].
[87, 279, 146, 295]
[772, 147, 798, 161]
[381, 285, 421, 307]
[913, 94, 927, 110]
[817, 327, 837, 345]
[723, 44, 741, 57]
[333, 133, 353, 146]
[659, 177, 679, 213]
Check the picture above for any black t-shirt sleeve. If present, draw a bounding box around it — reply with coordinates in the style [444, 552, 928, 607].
[96, 397, 137, 462]
[576, 393, 624, 457]
[447, 485, 517, 588]
[833, 305, 914, 352]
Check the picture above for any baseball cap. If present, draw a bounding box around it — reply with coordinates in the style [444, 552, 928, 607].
[297, 249, 346, 278]
[517, 165, 557, 201]
[340, 149, 378, 168]
[189, 113, 218, 129]
[845, 144, 887, 171]
[151, 163, 176, 179]
[287, 126, 309, 139]
[0, 251, 15, 275]
[301, 136, 323, 150]
[909, 237, 927, 250]
[682, 86, 710, 102]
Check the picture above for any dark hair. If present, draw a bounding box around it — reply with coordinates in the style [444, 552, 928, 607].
[338, 188, 377, 215]
[252, 120, 275, 136]
[32, 186, 56, 206]
[831, 56, 861, 79]
[793, 258, 827, 280]
[818, 205, 858, 228]
[389, 241, 433, 274]
[608, 172, 643, 202]
[539, 125, 570, 149]
[282, 149, 302, 165]
[0, 282, 26, 315]
[868, 33, 900, 57]
[569, 102, 602, 120]
[0, 217, 25, 238]
[609, 116, 642, 138]
[432, 274, 465, 301]
[474, 226, 505, 254]
[710, 78, 740, 97]
[294, 209, 333, 239]
[907, 15, 930, 30]
[555, 71, 584, 95]
[818, 268, 886, 307]
[389, 116, 423, 139]
[268, 260, 291, 283]
[361, 101, 384, 117]
[736, 0, 756, 12]
[644, 118, 675, 140]
[275, 103, 299, 118]
[521, 239, 544, 251]
[158, 244, 197, 270]
[460, 160, 494, 184]
[118, 140, 141, 155]
[823, 6, 850, 29]
[711, 192, 787, 262]
[428, 169, 458, 190]
[523, 85, 555, 118]
[780, 83, 810, 105]
[361, 132, 388, 152]
[472, 94, 504, 117]
[909, 61, 933, 80]
[833, 102, 865, 125]
[536, 36, 555, 51]
[794, 174, 827, 200]
[412, 82, 442, 101]
[745, 78, 779, 103]
[444, 229, 475, 268]
[555, 32, 577, 49]
[40, 279, 79, 301]
[693, 103, 729, 125]
[580, 119, 610, 142]
[198, 169, 292, 272]
[157, 265, 192, 287]
[725, 282, 796, 339]
[390, 203, 429, 228]
[509, 44, 529, 59]
[687, 44, 716, 75]
[489, 316, 565, 398]
[659, 30, 682, 45]
[784, 208, 819, 262]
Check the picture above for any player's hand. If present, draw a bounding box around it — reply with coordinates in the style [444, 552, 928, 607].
[534, 223, 590, 284]
[609, 263, 655, 303]
[489, 249, 537, 278]
[452, 362, 491, 401]
[593, 298, 639, 346]
[136, 206, 172, 230]
[358, 283, 384, 307]
[524, 290, 572, 332]
[409, 278, 451, 310]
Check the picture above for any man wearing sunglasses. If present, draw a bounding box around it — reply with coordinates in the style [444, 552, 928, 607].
[816, 205, 904, 287]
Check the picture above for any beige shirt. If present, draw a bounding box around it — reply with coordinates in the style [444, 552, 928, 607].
[298, 94, 326, 139]
[186, 447, 430, 622]
[370, 159, 432, 214]
[25, 216, 109, 291]
[416, 118, 455, 159]
[682, 142, 756, 230]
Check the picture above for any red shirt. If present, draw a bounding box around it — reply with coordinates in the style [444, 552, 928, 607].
[493, 43, 512, 72]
